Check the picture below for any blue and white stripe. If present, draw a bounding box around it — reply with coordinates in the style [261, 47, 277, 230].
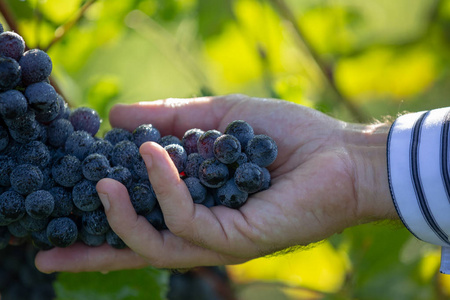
[387, 107, 450, 273]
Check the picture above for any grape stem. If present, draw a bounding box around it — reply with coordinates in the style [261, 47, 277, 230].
[0, 1, 20, 34]
[44, 0, 98, 52]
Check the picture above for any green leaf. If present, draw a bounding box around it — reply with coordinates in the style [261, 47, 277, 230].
[197, 0, 235, 38]
[54, 267, 169, 300]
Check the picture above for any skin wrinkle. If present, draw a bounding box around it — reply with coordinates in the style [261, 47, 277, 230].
[333, 147, 361, 225]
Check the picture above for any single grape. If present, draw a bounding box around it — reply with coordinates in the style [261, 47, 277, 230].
[17, 141, 51, 168]
[216, 179, 248, 209]
[245, 134, 278, 168]
[133, 124, 161, 147]
[81, 209, 110, 236]
[234, 162, 264, 193]
[81, 153, 110, 181]
[46, 217, 78, 248]
[51, 155, 82, 187]
[198, 158, 229, 188]
[24, 82, 59, 121]
[111, 140, 139, 170]
[48, 186, 74, 218]
[182, 128, 204, 155]
[213, 134, 241, 164]
[0, 190, 25, 221]
[106, 165, 133, 189]
[165, 144, 187, 173]
[224, 120, 254, 149]
[69, 107, 101, 136]
[10, 164, 43, 195]
[104, 128, 132, 145]
[159, 135, 182, 148]
[197, 130, 221, 159]
[88, 138, 113, 159]
[0, 31, 25, 60]
[64, 130, 95, 160]
[19, 49, 52, 85]
[129, 182, 157, 215]
[47, 118, 74, 148]
[72, 179, 102, 212]
[25, 190, 55, 219]
[184, 153, 204, 178]
[0, 56, 21, 92]
[5, 109, 40, 143]
[184, 177, 207, 204]
[0, 89, 28, 119]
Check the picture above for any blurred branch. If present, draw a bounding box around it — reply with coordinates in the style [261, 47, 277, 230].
[267, 0, 368, 122]
[44, 0, 98, 52]
[0, 0, 20, 33]
[125, 10, 214, 96]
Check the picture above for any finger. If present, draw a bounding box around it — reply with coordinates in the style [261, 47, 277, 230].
[96, 178, 159, 255]
[35, 242, 149, 273]
[108, 95, 241, 136]
[96, 177, 246, 268]
[140, 142, 259, 256]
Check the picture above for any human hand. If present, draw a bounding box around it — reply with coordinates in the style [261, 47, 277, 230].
[35, 94, 397, 273]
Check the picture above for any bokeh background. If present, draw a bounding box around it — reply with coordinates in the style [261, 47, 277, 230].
[2, 0, 450, 299]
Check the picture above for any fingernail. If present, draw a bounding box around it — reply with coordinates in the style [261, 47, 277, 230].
[98, 193, 110, 211]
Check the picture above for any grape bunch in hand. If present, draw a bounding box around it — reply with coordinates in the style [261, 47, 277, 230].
[0, 23, 278, 251]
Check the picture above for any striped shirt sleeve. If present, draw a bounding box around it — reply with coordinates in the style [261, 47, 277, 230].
[387, 107, 450, 274]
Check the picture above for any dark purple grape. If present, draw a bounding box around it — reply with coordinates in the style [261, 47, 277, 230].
[0, 56, 21, 92]
[234, 162, 263, 193]
[165, 144, 187, 173]
[19, 49, 52, 85]
[245, 134, 278, 168]
[182, 128, 204, 155]
[69, 107, 101, 136]
[213, 134, 241, 164]
[198, 158, 229, 188]
[197, 130, 221, 159]
[133, 124, 161, 147]
[224, 120, 254, 149]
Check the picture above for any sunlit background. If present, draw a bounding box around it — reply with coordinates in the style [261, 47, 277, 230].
[3, 0, 450, 299]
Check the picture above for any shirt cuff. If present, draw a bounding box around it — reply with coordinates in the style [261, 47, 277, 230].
[387, 107, 450, 247]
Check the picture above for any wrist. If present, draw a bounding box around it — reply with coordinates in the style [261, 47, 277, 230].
[342, 121, 399, 223]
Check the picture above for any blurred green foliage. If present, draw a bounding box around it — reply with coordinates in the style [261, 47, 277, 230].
[3, 0, 450, 299]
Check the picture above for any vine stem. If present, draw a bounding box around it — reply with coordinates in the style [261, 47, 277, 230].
[44, 0, 98, 52]
[0, 1, 20, 34]
[267, 0, 368, 122]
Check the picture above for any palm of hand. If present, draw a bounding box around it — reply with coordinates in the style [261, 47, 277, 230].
[35, 95, 359, 272]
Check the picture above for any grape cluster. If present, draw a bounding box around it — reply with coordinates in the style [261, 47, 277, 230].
[0, 24, 278, 252]
[167, 267, 232, 300]
[0, 243, 56, 300]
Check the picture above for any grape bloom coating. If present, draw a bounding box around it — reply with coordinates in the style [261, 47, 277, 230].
[0, 23, 278, 252]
